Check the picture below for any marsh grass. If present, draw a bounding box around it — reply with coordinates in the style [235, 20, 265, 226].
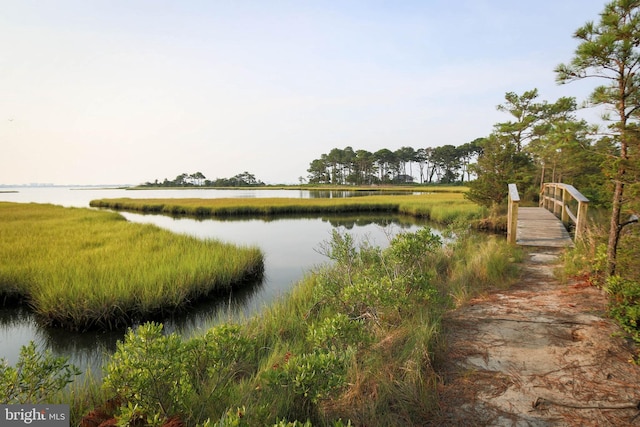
[89, 192, 485, 224]
[0, 202, 263, 330]
[440, 234, 523, 305]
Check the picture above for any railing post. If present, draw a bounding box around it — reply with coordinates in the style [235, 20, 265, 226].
[507, 184, 520, 245]
[575, 200, 589, 241]
[561, 186, 570, 225]
[553, 184, 562, 217]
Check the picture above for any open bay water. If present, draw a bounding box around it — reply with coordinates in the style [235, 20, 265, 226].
[0, 187, 433, 372]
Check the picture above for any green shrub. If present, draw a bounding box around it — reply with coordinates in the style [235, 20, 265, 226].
[262, 347, 353, 405]
[0, 342, 80, 404]
[188, 324, 253, 387]
[102, 322, 192, 424]
[307, 313, 371, 351]
[80, 223, 520, 425]
[605, 276, 640, 344]
[102, 321, 258, 426]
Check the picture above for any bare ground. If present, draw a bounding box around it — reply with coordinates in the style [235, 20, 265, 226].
[432, 247, 640, 426]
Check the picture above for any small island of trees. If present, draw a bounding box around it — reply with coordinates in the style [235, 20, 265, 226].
[141, 171, 264, 187]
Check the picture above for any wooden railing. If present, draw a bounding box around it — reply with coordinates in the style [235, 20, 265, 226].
[507, 183, 589, 244]
[539, 183, 589, 241]
[507, 183, 520, 244]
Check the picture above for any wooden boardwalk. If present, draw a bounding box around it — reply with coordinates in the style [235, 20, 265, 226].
[516, 207, 574, 247]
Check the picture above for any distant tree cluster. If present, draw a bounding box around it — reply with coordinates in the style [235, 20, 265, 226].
[142, 171, 264, 187]
[306, 143, 482, 185]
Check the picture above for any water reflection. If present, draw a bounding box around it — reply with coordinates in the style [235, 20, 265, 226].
[117, 212, 429, 310]
[306, 190, 416, 198]
[0, 307, 40, 364]
[161, 274, 266, 336]
[321, 214, 424, 229]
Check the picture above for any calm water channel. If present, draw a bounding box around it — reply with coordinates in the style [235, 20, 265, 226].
[0, 187, 434, 372]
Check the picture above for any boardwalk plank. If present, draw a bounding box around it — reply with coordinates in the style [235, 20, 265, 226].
[516, 207, 573, 247]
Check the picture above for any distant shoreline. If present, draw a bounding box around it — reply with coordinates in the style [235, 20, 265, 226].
[0, 184, 131, 189]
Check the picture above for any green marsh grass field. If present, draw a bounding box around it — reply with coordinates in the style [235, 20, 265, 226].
[0, 202, 263, 330]
[89, 191, 485, 224]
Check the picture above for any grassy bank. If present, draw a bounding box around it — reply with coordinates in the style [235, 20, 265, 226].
[67, 226, 520, 426]
[89, 192, 485, 224]
[0, 202, 263, 330]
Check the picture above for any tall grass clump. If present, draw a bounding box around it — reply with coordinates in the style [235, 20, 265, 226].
[0, 202, 263, 330]
[433, 223, 523, 305]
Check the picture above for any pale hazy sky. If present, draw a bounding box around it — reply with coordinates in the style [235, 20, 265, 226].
[1, 1, 608, 185]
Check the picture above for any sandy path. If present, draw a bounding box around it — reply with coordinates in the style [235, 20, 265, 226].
[433, 248, 640, 426]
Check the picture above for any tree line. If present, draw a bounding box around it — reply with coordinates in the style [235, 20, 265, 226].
[306, 142, 482, 185]
[142, 171, 264, 187]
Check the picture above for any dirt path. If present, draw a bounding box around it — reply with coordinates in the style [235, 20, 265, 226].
[433, 247, 640, 426]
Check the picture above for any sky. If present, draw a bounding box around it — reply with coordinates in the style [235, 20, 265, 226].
[0, 0, 611, 185]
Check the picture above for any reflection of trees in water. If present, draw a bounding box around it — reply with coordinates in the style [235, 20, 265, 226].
[322, 214, 427, 229]
[136, 211, 431, 227]
[308, 190, 368, 198]
[307, 190, 412, 198]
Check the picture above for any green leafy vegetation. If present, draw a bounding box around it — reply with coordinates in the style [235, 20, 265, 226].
[72, 225, 520, 426]
[0, 342, 80, 404]
[605, 276, 640, 345]
[6, 1, 640, 424]
[0, 202, 263, 330]
[439, 0, 640, 349]
[553, 0, 640, 351]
